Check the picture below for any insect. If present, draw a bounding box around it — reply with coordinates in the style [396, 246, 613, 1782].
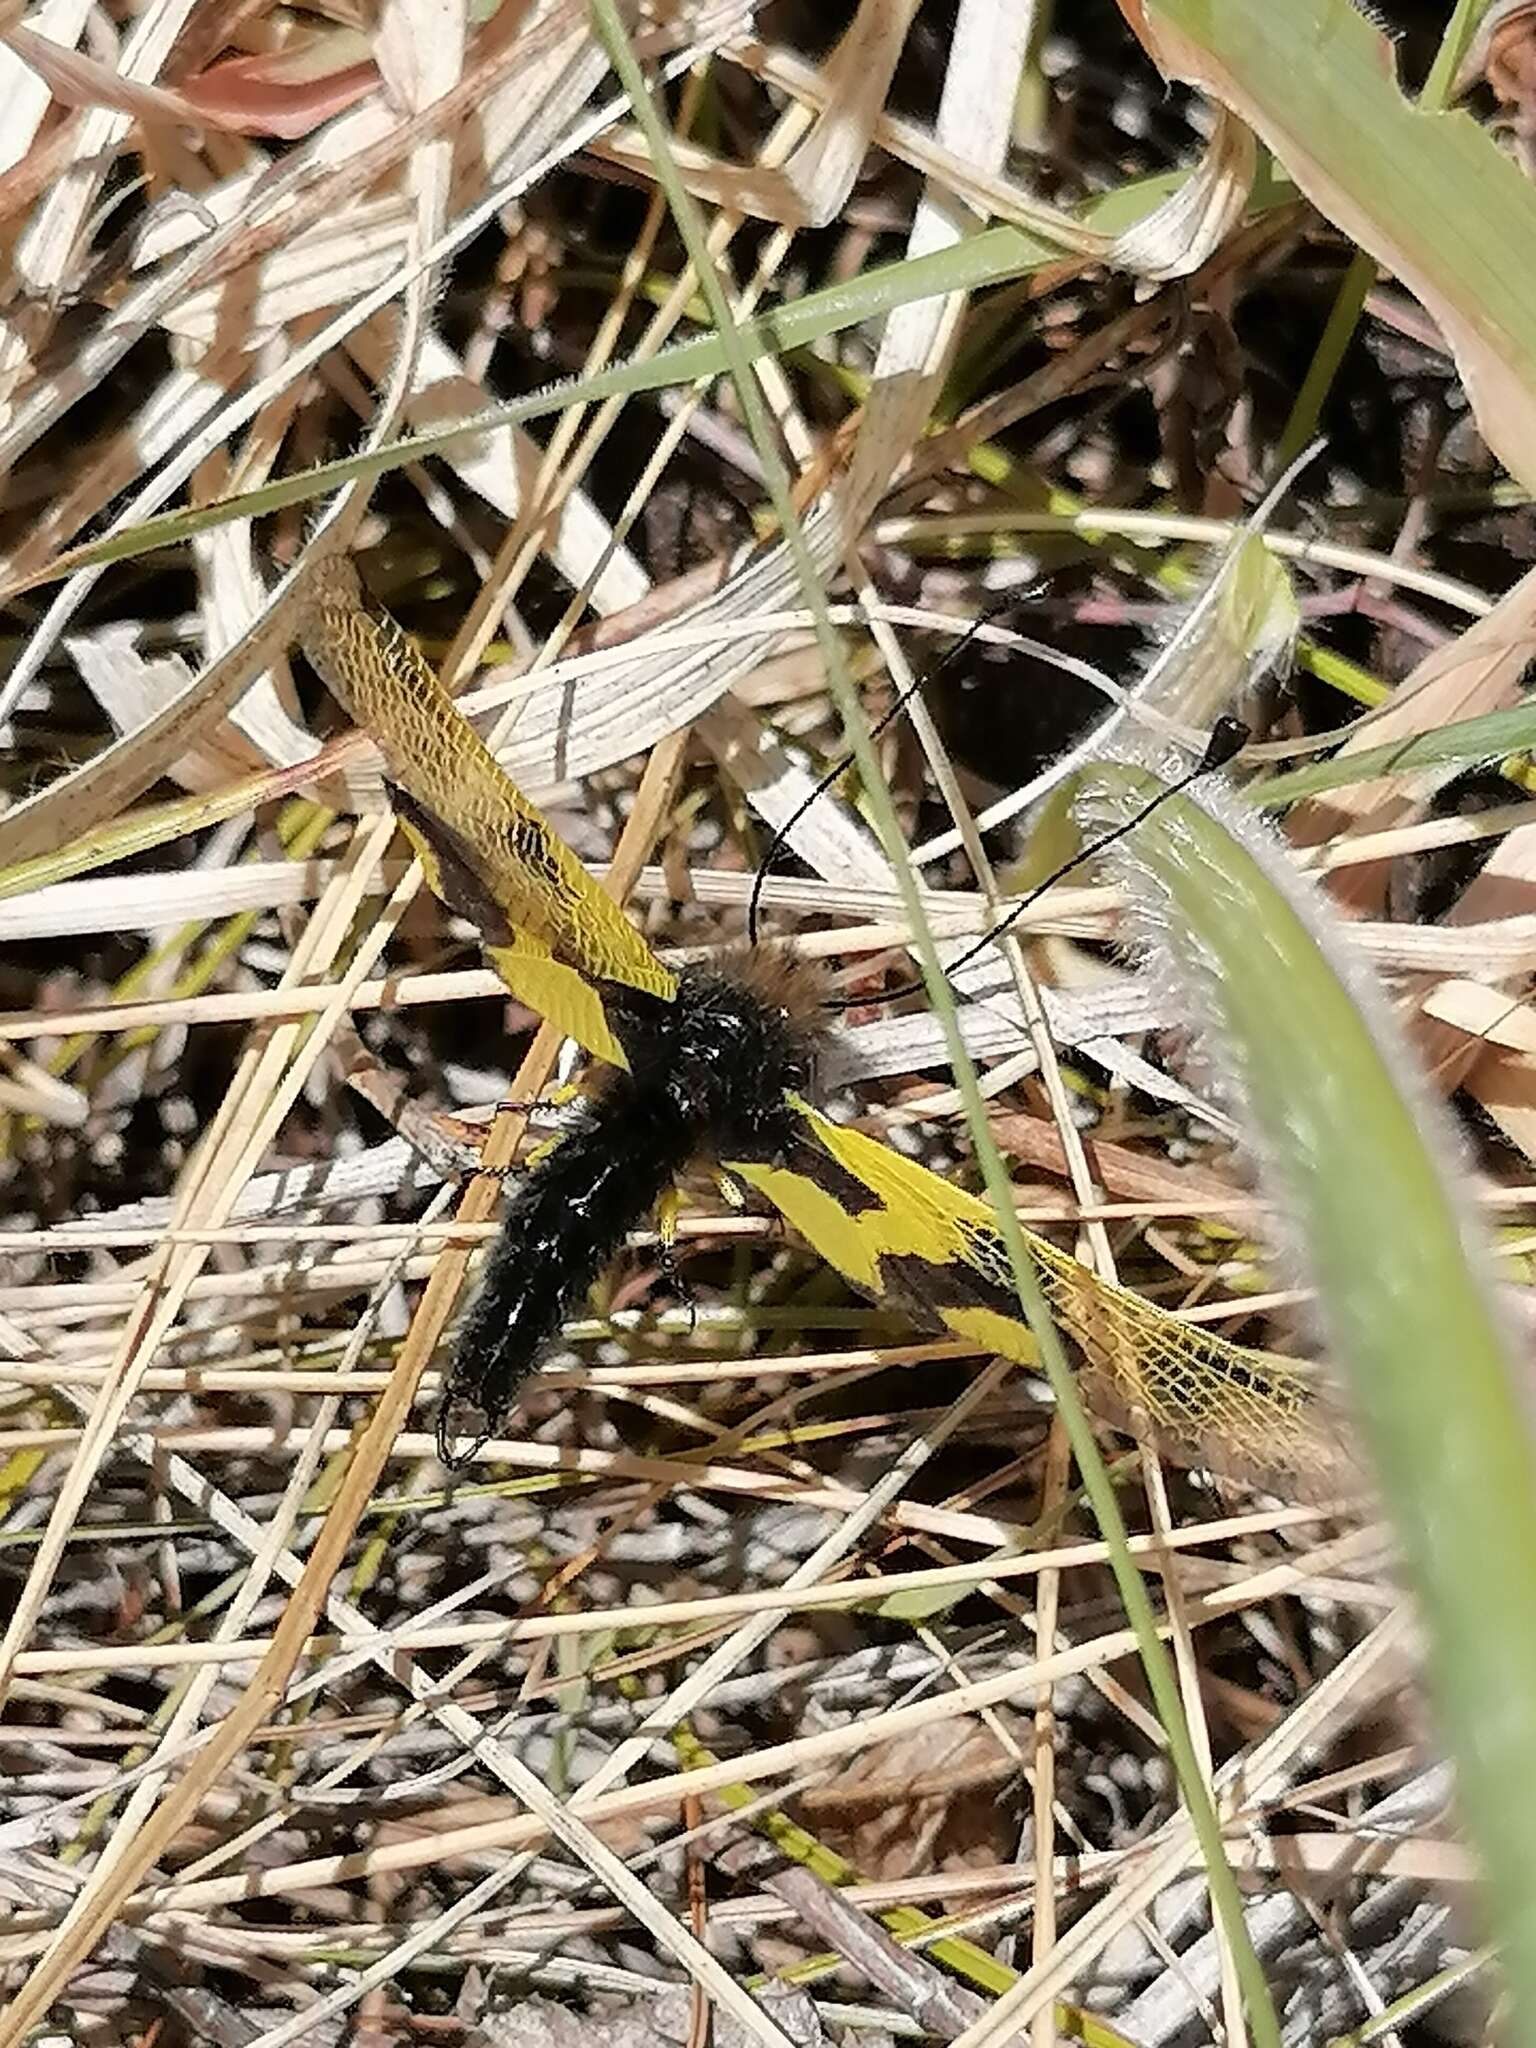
[300, 557, 1350, 1489]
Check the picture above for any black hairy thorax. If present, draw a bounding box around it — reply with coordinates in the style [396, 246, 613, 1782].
[602, 948, 826, 1156]
[437, 949, 827, 1462]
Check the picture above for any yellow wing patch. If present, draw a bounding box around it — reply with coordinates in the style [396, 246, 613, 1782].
[736, 1099, 985, 1287]
[300, 556, 674, 1065]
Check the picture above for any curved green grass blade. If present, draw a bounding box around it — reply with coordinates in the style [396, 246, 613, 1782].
[1134, 0, 1536, 491]
[0, 237, 1087, 590]
[1081, 760, 1536, 2030]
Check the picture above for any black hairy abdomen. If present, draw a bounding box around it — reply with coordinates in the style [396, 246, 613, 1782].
[438, 956, 821, 1462]
[443, 1089, 694, 1452]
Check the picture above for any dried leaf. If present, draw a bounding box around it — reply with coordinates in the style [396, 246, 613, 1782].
[177, 40, 378, 140]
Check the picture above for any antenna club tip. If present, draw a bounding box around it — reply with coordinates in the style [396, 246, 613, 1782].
[1201, 714, 1249, 774]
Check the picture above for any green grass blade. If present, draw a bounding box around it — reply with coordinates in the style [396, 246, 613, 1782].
[13, 174, 1297, 592]
[15, 235, 1029, 583]
[1250, 701, 1536, 806]
[1081, 760, 1536, 2030]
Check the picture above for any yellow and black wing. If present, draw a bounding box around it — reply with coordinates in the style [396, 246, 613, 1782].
[303, 560, 1346, 1489]
[302, 556, 674, 1070]
[739, 1100, 1344, 1488]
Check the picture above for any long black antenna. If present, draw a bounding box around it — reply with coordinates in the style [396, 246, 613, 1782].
[784, 440, 1322, 1014]
[746, 591, 1037, 947]
[823, 713, 1249, 1014]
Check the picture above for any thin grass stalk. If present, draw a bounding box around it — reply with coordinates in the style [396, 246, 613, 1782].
[587, 2, 1283, 2038]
